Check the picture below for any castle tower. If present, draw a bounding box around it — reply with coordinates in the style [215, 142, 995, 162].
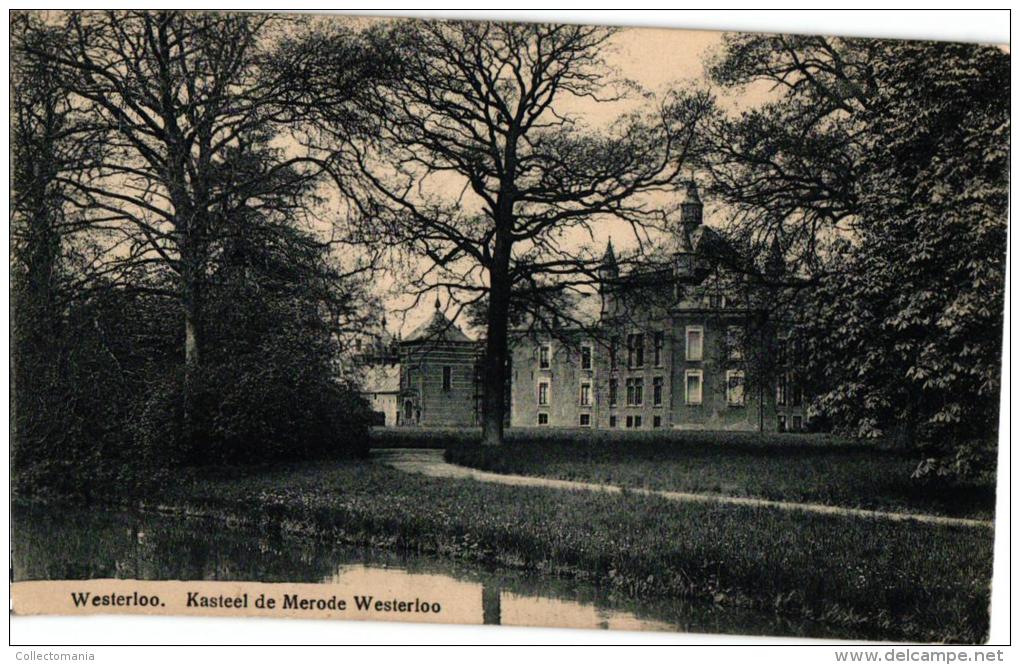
[598, 239, 619, 317]
[765, 235, 785, 282]
[598, 239, 619, 284]
[680, 180, 703, 236]
[674, 180, 704, 286]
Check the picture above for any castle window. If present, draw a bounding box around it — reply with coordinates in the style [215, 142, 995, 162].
[538, 381, 550, 406]
[653, 331, 664, 367]
[653, 377, 663, 406]
[792, 415, 803, 432]
[634, 415, 643, 428]
[580, 344, 593, 370]
[609, 415, 617, 428]
[777, 374, 788, 406]
[792, 382, 803, 407]
[653, 415, 662, 428]
[709, 294, 726, 309]
[579, 413, 591, 428]
[727, 326, 744, 360]
[608, 378, 618, 406]
[610, 336, 619, 370]
[626, 377, 643, 406]
[685, 326, 704, 362]
[685, 370, 703, 405]
[625, 415, 633, 428]
[726, 370, 745, 407]
[538, 412, 549, 426]
[777, 415, 787, 432]
[442, 366, 452, 392]
[627, 333, 644, 368]
[539, 344, 551, 369]
[579, 381, 592, 406]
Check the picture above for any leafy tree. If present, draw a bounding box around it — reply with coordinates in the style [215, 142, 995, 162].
[707, 35, 1008, 475]
[11, 11, 383, 494]
[10, 13, 109, 492]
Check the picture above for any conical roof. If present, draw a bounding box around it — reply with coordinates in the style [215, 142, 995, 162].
[601, 239, 617, 267]
[404, 306, 472, 343]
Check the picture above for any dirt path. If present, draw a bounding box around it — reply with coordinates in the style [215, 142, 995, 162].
[371, 448, 994, 530]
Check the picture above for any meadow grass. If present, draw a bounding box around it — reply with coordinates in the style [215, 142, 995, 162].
[442, 431, 996, 520]
[164, 459, 993, 643]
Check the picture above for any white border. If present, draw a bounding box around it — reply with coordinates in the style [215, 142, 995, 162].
[3, 5, 1011, 657]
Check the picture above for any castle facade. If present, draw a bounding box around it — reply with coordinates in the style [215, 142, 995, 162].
[363, 183, 805, 432]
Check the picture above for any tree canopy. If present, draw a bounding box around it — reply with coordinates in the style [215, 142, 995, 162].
[707, 34, 1008, 475]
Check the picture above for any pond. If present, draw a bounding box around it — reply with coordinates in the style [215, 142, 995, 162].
[12, 502, 847, 639]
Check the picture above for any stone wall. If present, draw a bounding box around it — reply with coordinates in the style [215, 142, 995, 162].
[399, 342, 481, 427]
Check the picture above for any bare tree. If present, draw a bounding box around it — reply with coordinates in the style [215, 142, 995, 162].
[34, 10, 386, 436]
[304, 19, 713, 444]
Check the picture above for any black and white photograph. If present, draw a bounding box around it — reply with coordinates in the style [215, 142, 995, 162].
[7, 8, 1010, 649]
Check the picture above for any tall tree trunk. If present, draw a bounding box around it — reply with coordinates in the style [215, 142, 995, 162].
[481, 226, 513, 446]
[183, 271, 202, 370]
[13, 135, 61, 467]
[180, 253, 204, 455]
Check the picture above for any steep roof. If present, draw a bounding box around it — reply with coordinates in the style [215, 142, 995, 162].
[403, 307, 473, 344]
[601, 239, 617, 267]
[688, 224, 731, 258]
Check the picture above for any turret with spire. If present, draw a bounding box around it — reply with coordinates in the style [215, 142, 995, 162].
[764, 235, 785, 283]
[598, 239, 619, 285]
[598, 239, 620, 318]
[680, 179, 703, 236]
[674, 180, 705, 285]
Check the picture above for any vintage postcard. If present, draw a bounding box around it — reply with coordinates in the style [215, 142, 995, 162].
[9, 10, 1009, 645]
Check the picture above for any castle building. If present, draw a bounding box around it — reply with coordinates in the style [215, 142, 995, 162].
[396, 299, 483, 427]
[508, 182, 806, 432]
[361, 183, 805, 432]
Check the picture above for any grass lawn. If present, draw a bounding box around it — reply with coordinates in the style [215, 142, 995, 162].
[159, 458, 993, 643]
[442, 430, 996, 520]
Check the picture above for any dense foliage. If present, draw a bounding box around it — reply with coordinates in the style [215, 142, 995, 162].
[11, 12, 374, 498]
[707, 36, 1008, 477]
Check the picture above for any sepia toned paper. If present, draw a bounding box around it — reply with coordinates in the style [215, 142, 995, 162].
[9, 10, 1007, 645]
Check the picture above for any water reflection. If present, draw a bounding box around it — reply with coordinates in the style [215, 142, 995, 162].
[13, 502, 850, 638]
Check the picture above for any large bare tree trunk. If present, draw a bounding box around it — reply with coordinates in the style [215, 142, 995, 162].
[481, 227, 513, 446]
[183, 274, 202, 370]
[180, 249, 203, 453]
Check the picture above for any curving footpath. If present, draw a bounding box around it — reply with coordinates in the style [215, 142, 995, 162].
[371, 448, 994, 530]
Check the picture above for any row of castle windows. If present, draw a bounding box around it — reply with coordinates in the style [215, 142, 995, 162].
[539, 412, 803, 430]
[537, 325, 744, 372]
[536, 412, 664, 428]
[536, 370, 744, 410]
